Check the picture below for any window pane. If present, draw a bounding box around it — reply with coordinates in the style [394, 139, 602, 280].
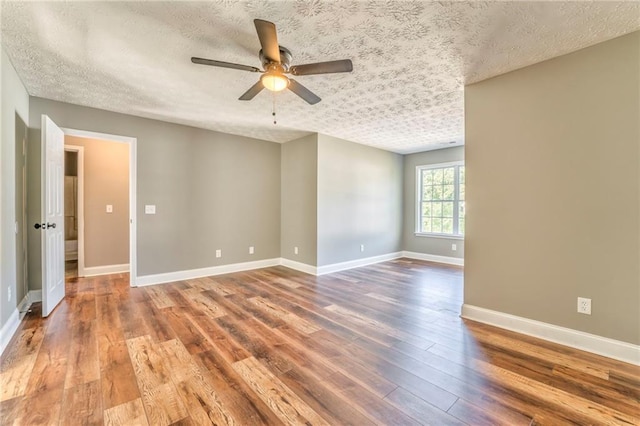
[459, 166, 465, 183]
[459, 218, 465, 235]
[459, 182, 465, 201]
[433, 168, 444, 184]
[422, 218, 431, 233]
[424, 170, 434, 185]
[444, 167, 454, 184]
[443, 185, 454, 200]
[422, 202, 432, 217]
[443, 202, 453, 217]
[459, 201, 465, 220]
[432, 217, 442, 233]
[432, 185, 442, 200]
[432, 202, 442, 218]
[423, 185, 433, 201]
[443, 218, 453, 234]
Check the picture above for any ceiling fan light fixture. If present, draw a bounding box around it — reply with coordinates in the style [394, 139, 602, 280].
[261, 71, 289, 92]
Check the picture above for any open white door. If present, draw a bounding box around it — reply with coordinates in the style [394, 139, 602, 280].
[41, 115, 65, 317]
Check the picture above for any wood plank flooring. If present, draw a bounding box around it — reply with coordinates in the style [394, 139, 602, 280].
[1, 259, 638, 425]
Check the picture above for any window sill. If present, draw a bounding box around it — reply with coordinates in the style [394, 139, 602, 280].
[414, 232, 464, 240]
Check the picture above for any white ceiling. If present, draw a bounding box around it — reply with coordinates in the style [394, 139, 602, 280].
[2, 1, 638, 153]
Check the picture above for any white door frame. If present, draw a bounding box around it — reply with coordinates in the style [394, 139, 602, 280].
[63, 145, 85, 277]
[61, 128, 137, 286]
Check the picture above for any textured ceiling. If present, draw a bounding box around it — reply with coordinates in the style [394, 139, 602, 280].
[2, 1, 639, 153]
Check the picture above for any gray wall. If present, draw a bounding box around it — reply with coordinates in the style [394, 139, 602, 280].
[317, 134, 403, 266]
[1, 48, 29, 329]
[29, 97, 281, 278]
[65, 136, 130, 267]
[403, 146, 464, 258]
[465, 32, 640, 345]
[280, 134, 318, 266]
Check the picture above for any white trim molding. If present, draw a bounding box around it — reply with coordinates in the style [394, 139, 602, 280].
[136, 258, 281, 287]
[279, 258, 318, 275]
[316, 252, 403, 275]
[84, 264, 130, 277]
[402, 251, 464, 266]
[462, 304, 640, 366]
[28, 290, 42, 303]
[0, 309, 20, 356]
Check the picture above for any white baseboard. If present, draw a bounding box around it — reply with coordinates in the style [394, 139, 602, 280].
[402, 251, 464, 266]
[136, 258, 281, 287]
[29, 290, 42, 303]
[462, 304, 640, 366]
[0, 309, 20, 356]
[316, 252, 403, 275]
[83, 263, 130, 277]
[280, 258, 318, 275]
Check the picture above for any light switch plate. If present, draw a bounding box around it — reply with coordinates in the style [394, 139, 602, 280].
[145, 205, 156, 214]
[106, 204, 113, 213]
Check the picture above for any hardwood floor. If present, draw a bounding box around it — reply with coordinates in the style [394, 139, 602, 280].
[1, 259, 638, 425]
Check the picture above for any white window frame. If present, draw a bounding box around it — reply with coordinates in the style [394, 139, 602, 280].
[415, 161, 465, 239]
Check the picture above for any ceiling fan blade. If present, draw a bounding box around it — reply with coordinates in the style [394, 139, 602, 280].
[254, 19, 280, 63]
[191, 57, 261, 73]
[290, 59, 353, 76]
[239, 80, 264, 101]
[288, 79, 321, 105]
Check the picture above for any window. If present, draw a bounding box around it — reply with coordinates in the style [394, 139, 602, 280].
[416, 162, 465, 237]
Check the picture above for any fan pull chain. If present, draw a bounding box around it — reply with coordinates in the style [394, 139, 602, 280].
[272, 92, 277, 125]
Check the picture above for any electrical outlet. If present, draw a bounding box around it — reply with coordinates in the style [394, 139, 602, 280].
[577, 297, 591, 315]
[294, 246, 299, 255]
[249, 246, 254, 254]
[360, 244, 365, 252]
[452, 243, 457, 251]
[215, 249, 222, 258]
[106, 204, 113, 213]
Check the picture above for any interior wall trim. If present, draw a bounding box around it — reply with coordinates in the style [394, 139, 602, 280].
[316, 252, 403, 275]
[28, 290, 42, 303]
[136, 258, 281, 287]
[402, 250, 464, 266]
[462, 304, 640, 366]
[0, 309, 20, 356]
[83, 264, 130, 277]
[279, 258, 317, 275]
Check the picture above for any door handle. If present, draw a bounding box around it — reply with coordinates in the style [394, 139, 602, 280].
[34, 222, 56, 229]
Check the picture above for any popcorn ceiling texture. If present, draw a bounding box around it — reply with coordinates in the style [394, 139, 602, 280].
[1, 1, 638, 153]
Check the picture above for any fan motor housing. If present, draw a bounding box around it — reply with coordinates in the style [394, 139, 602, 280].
[260, 46, 293, 71]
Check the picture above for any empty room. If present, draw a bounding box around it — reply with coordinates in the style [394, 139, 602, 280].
[1, 1, 638, 425]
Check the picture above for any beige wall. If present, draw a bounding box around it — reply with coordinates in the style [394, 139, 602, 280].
[403, 146, 464, 258]
[464, 32, 640, 344]
[65, 136, 129, 267]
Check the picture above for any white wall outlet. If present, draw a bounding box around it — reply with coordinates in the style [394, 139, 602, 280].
[144, 205, 156, 214]
[106, 204, 113, 213]
[294, 246, 299, 255]
[360, 244, 365, 252]
[8, 287, 11, 302]
[577, 297, 591, 315]
[249, 246, 254, 254]
[452, 243, 457, 251]
[215, 249, 222, 258]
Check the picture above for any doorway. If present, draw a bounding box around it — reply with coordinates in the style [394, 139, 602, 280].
[62, 129, 136, 284]
[63, 146, 83, 279]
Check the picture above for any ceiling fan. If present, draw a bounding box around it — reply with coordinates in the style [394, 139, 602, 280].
[191, 19, 353, 105]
